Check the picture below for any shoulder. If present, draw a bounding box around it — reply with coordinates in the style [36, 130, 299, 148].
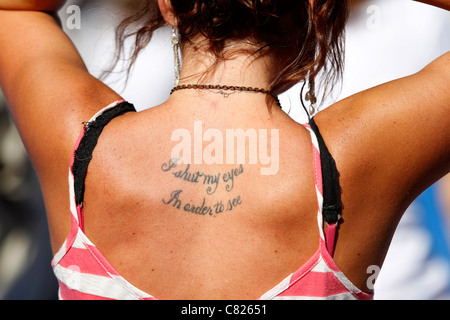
[314, 52, 450, 214]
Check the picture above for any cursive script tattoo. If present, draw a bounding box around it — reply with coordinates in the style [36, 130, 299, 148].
[162, 189, 243, 216]
[161, 159, 243, 194]
[161, 159, 245, 216]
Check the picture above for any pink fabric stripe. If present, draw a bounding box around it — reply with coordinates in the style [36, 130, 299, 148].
[352, 290, 374, 300]
[58, 280, 158, 300]
[58, 281, 115, 300]
[77, 205, 84, 233]
[289, 249, 322, 284]
[301, 123, 323, 199]
[279, 270, 350, 297]
[66, 214, 80, 252]
[58, 247, 113, 277]
[312, 146, 323, 196]
[83, 243, 122, 276]
[326, 224, 337, 256]
[317, 241, 341, 273]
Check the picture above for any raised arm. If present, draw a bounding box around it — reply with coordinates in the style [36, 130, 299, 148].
[0, 1, 122, 247]
[0, 2, 121, 175]
[0, 0, 65, 11]
[414, 0, 450, 10]
[317, 47, 450, 226]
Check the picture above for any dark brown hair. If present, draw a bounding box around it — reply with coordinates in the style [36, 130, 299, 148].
[109, 0, 348, 99]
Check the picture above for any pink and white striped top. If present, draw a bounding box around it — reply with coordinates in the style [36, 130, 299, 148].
[52, 100, 373, 300]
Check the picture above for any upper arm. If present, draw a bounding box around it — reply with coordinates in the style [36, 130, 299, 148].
[317, 51, 450, 211]
[414, 0, 450, 11]
[0, 10, 122, 179]
[0, 1, 65, 11]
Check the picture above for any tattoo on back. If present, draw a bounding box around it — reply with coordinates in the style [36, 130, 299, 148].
[161, 158, 244, 216]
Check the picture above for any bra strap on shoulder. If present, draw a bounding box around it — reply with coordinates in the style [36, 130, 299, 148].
[69, 100, 136, 232]
[308, 118, 342, 226]
[303, 117, 343, 256]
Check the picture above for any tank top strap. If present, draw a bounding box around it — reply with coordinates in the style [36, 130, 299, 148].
[301, 117, 343, 256]
[68, 100, 136, 232]
[301, 122, 326, 240]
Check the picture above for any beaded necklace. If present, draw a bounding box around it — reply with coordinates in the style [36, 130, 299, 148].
[170, 84, 281, 108]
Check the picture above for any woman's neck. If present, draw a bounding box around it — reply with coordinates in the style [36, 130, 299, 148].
[164, 40, 281, 116]
[177, 40, 274, 90]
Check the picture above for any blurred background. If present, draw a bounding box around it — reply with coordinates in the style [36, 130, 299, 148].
[0, 0, 449, 299]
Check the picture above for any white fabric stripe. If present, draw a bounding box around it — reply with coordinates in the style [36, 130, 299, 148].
[68, 171, 78, 223]
[58, 233, 154, 299]
[52, 240, 68, 266]
[272, 292, 357, 300]
[54, 264, 145, 300]
[312, 256, 364, 295]
[311, 257, 331, 273]
[315, 188, 325, 240]
[78, 231, 95, 247]
[110, 274, 154, 299]
[52, 173, 79, 266]
[87, 100, 123, 123]
[303, 125, 320, 155]
[315, 185, 323, 210]
[329, 267, 364, 295]
[71, 233, 90, 249]
[259, 274, 293, 300]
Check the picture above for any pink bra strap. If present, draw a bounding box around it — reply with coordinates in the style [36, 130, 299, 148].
[325, 223, 338, 256]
